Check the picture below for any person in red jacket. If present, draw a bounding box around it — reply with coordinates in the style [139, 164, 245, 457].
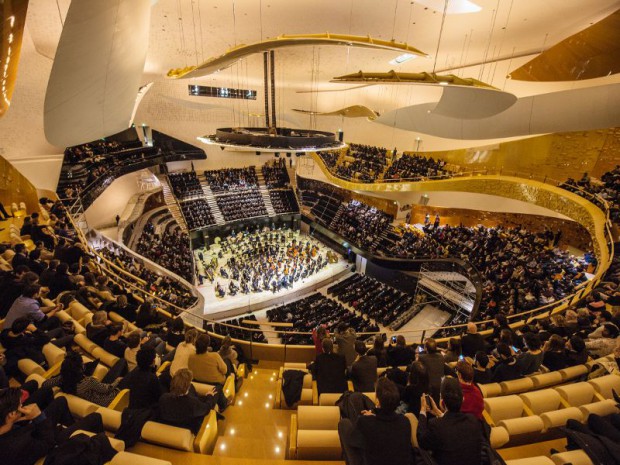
[455, 359, 484, 420]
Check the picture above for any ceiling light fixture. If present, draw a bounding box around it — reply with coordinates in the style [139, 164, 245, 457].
[389, 53, 417, 66]
[414, 0, 481, 14]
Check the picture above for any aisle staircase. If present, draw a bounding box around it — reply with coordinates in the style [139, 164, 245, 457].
[156, 174, 189, 233]
[196, 173, 226, 225]
[256, 170, 277, 216]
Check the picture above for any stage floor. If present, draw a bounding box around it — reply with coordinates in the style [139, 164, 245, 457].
[193, 228, 350, 320]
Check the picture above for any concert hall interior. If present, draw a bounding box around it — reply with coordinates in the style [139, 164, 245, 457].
[1, 1, 620, 465]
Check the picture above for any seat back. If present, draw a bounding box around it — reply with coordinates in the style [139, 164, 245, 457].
[555, 382, 596, 406]
[141, 421, 194, 451]
[588, 374, 620, 400]
[500, 377, 534, 395]
[557, 364, 588, 381]
[519, 389, 561, 414]
[478, 383, 502, 398]
[484, 395, 524, 423]
[42, 343, 65, 367]
[530, 371, 563, 389]
[92, 347, 120, 368]
[297, 406, 340, 430]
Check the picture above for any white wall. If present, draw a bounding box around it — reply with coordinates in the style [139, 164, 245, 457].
[84, 170, 144, 229]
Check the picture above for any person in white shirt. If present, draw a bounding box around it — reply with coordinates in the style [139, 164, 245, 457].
[170, 328, 198, 376]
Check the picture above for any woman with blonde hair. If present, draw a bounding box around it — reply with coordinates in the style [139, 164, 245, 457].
[157, 368, 217, 434]
[170, 328, 198, 376]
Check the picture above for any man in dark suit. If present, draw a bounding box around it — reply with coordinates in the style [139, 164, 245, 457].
[461, 322, 486, 358]
[312, 338, 347, 395]
[350, 341, 377, 392]
[417, 376, 485, 465]
[338, 377, 413, 465]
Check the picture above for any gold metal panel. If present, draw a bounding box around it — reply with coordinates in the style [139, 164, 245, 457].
[331, 70, 497, 89]
[292, 105, 378, 120]
[0, 0, 28, 118]
[167, 33, 428, 79]
[0, 153, 40, 214]
[510, 9, 620, 81]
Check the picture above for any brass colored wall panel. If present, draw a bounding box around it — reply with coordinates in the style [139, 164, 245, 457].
[0, 0, 28, 118]
[0, 154, 40, 213]
[402, 127, 620, 182]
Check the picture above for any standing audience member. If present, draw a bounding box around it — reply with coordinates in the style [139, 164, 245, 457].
[335, 323, 357, 368]
[311, 338, 347, 396]
[417, 377, 485, 465]
[339, 378, 413, 465]
[461, 322, 486, 358]
[387, 335, 415, 367]
[350, 341, 377, 392]
[418, 338, 447, 401]
[455, 360, 484, 420]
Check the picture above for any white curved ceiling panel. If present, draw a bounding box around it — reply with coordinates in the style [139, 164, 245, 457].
[376, 83, 620, 139]
[431, 86, 517, 119]
[44, 0, 151, 147]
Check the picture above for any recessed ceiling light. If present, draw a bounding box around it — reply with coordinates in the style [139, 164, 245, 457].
[415, 0, 481, 14]
[389, 53, 417, 66]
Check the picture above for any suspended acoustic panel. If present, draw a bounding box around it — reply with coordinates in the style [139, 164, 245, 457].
[431, 86, 517, 119]
[331, 70, 498, 89]
[331, 70, 517, 119]
[292, 105, 379, 120]
[44, 0, 151, 147]
[167, 34, 428, 79]
[509, 9, 620, 81]
[375, 83, 620, 140]
[0, 0, 29, 119]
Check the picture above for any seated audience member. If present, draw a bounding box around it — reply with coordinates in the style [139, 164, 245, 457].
[42, 351, 120, 406]
[312, 338, 347, 396]
[0, 266, 34, 317]
[418, 338, 447, 401]
[339, 378, 413, 465]
[491, 343, 521, 383]
[157, 368, 217, 434]
[135, 302, 166, 331]
[585, 323, 619, 357]
[461, 322, 486, 358]
[188, 334, 228, 385]
[3, 284, 62, 331]
[566, 335, 589, 366]
[516, 332, 544, 375]
[165, 317, 186, 348]
[218, 335, 239, 370]
[0, 318, 50, 375]
[0, 388, 109, 465]
[123, 331, 142, 371]
[367, 336, 388, 368]
[401, 361, 430, 416]
[86, 310, 111, 347]
[387, 335, 415, 367]
[417, 377, 485, 465]
[103, 323, 127, 359]
[442, 338, 462, 364]
[170, 328, 198, 376]
[109, 294, 137, 323]
[350, 341, 377, 392]
[118, 347, 163, 409]
[542, 334, 570, 372]
[455, 360, 483, 420]
[48, 262, 76, 299]
[472, 351, 492, 385]
[335, 323, 357, 368]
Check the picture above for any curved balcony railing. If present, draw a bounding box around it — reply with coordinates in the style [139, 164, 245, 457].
[47, 156, 615, 362]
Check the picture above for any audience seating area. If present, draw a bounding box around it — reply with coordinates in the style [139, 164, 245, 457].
[204, 167, 259, 193]
[168, 171, 203, 200]
[216, 190, 268, 221]
[266, 292, 379, 345]
[180, 198, 216, 230]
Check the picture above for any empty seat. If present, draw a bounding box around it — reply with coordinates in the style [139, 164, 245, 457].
[558, 364, 588, 382]
[483, 395, 544, 436]
[289, 406, 341, 460]
[519, 389, 582, 431]
[555, 382, 619, 420]
[530, 371, 563, 389]
[588, 374, 620, 400]
[500, 377, 535, 395]
[478, 383, 502, 398]
[550, 449, 594, 465]
[506, 457, 555, 465]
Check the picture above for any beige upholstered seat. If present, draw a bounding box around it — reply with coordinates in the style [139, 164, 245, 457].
[289, 405, 341, 460]
[278, 371, 313, 408]
[519, 389, 582, 431]
[108, 451, 172, 465]
[588, 374, 620, 400]
[55, 392, 99, 418]
[483, 395, 544, 436]
[558, 364, 589, 382]
[404, 412, 419, 447]
[489, 426, 510, 449]
[74, 333, 97, 353]
[506, 457, 555, 465]
[97, 407, 122, 432]
[500, 377, 535, 395]
[530, 371, 563, 389]
[141, 421, 195, 451]
[319, 391, 376, 406]
[478, 382, 502, 398]
[92, 347, 120, 368]
[555, 382, 619, 420]
[42, 343, 65, 366]
[550, 449, 595, 465]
